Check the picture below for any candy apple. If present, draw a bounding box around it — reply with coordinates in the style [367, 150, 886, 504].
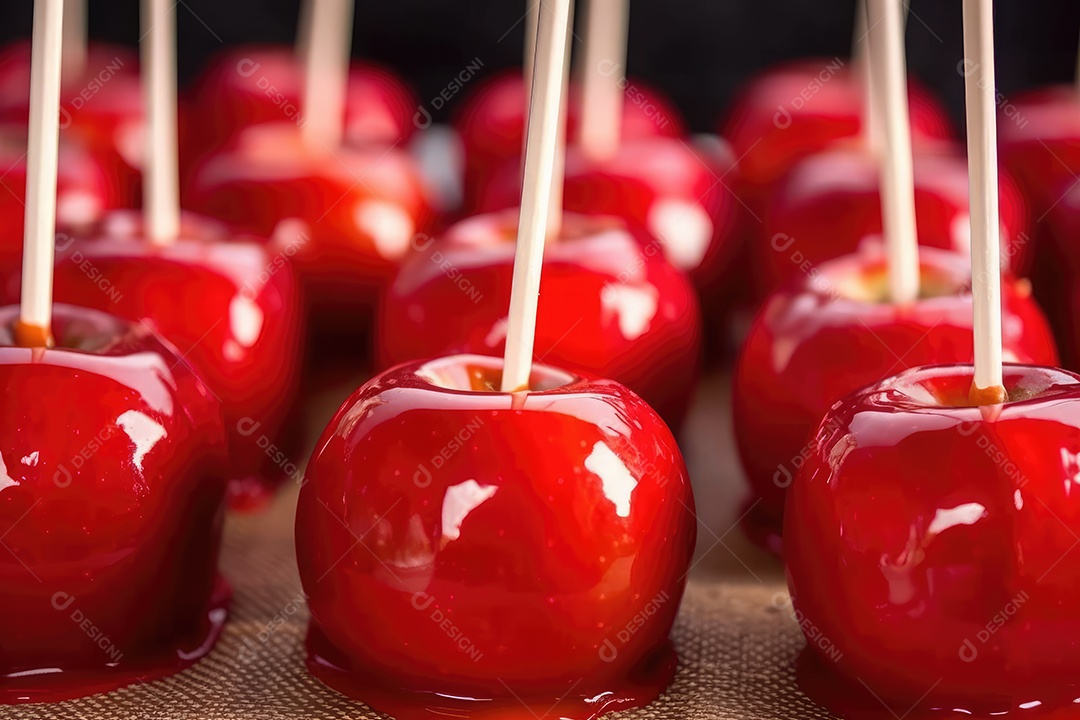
[0, 303, 229, 704]
[477, 136, 742, 292]
[998, 86, 1080, 226]
[720, 59, 953, 214]
[758, 143, 1029, 296]
[733, 246, 1058, 552]
[378, 211, 701, 429]
[296, 353, 696, 719]
[999, 87, 1080, 368]
[0, 122, 116, 282]
[786, 363, 1080, 716]
[456, 70, 686, 213]
[181, 46, 415, 169]
[185, 121, 433, 343]
[42, 211, 304, 510]
[0, 41, 141, 205]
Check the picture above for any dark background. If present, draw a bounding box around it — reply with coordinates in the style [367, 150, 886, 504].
[0, 0, 1076, 132]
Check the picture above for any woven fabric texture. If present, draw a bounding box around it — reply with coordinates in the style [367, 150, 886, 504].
[0, 375, 837, 720]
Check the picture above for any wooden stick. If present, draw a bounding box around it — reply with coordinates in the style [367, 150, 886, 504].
[141, 0, 180, 244]
[577, 0, 627, 160]
[548, 0, 574, 235]
[61, 0, 85, 80]
[866, 0, 919, 303]
[524, 0, 539, 101]
[854, 0, 879, 154]
[301, 0, 353, 150]
[17, 0, 65, 346]
[962, 0, 1006, 403]
[296, 0, 314, 66]
[502, 0, 574, 392]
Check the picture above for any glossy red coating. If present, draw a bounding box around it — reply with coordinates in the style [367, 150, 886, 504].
[733, 247, 1059, 551]
[456, 70, 686, 212]
[0, 41, 141, 206]
[40, 210, 304, 510]
[758, 143, 1029, 296]
[181, 46, 415, 169]
[476, 136, 742, 291]
[720, 59, 953, 213]
[786, 363, 1080, 718]
[377, 211, 702, 430]
[185, 122, 434, 335]
[0, 303, 229, 704]
[296, 354, 696, 720]
[999, 86, 1080, 224]
[0, 123, 116, 282]
[999, 87, 1080, 370]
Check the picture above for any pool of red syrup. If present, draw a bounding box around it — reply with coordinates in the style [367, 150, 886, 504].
[797, 651, 1080, 719]
[305, 626, 679, 720]
[1, 576, 231, 704]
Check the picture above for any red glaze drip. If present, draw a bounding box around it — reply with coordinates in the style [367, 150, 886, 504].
[733, 247, 1059, 550]
[475, 135, 741, 291]
[39, 210, 304, 510]
[785, 364, 1080, 718]
[295, 354, 696, 719]
[455, 70, 685, 213]
[0, 304, 229, 704]
[0, 41, 140, 206]
[377, 211, 702, 430]
[758, 142, 1028, 296]
[184, 121, 434, 338]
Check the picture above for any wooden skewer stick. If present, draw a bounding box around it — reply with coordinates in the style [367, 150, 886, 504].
[524, 0, 540, 103]
[962, 0, 1006, 404]
[866, 0, 919, 303]
[16, 0, 65, 347]
[300, 0, 353, 150]
[141, 0, 181, 244]
[577, 0, 628, 161]
[502, 0, 574, 392]
[61, 0, 86, 80]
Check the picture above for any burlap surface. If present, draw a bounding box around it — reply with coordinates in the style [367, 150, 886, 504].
[0, 374, 837, 720]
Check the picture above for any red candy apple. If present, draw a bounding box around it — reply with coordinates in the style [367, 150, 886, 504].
[296, 353, 696, 719]
[0, 122, 115, 282]
[477, 136, 742, 291]
[378, 211, 701, 429]
[43, 211, 304, 510]
[720, 59, 953, 214]
[181, 46, 415, 169]
[0, 303, 229, 704]
[0, 41, 141, 205]
[185, 122, 433, 341]
[733, 246, 1058, 552]
[1000, 87, 1080, 368]
[456, 71, 685, 212]
[786, 363, 1080, 716]
[999, 86, 1080, 227]
[758, 143, 1029, 296]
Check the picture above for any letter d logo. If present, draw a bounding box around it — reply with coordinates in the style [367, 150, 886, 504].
[959, 638, 978, 662]
[237, 417, 262, 437]
[773, 464, 793, 489]
[773, 104, 792, 129]
[52, 591, 75, 611]
[54, 464, 72, 488]
[413, 105, 432, 130]
[414, 464, 432, 488]
[598, 638, 618, 663]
